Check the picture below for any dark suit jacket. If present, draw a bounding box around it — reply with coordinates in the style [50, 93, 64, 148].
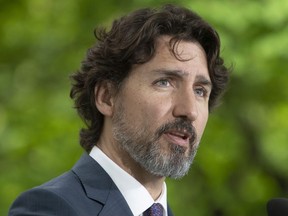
[9, 153, 174, 216]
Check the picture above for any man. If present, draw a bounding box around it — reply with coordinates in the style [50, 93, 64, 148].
[9, 4, 230, 216]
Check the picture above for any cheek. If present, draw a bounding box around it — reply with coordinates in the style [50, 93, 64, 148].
[139, 101, 166, 123]
[131, 99, 172, 131]
[118, 84, 173, 128]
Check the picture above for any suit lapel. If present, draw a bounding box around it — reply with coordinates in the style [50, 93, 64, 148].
[98, 183, 135, 216]
[72, 153, 133, 216]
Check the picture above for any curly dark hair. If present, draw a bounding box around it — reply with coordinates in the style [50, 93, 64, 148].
[70, 4, 230, 152]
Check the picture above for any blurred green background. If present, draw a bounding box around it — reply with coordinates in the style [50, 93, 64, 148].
[1, 0, 288, 215]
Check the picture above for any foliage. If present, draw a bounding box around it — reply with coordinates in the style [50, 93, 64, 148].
[1, 0, 288, 215]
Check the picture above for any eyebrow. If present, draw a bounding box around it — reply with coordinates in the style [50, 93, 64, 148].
[152, 69, 189, 77]
[152, 69, 212, 89]
[195, 75, 212, 90]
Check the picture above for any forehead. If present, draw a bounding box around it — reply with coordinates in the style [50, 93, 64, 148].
[124, 35, 210, 87]
[155, 36, 207, 62]
[141, 36, 209, 78]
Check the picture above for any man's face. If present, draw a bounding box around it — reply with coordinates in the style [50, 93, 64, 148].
[112, 36, 211, 179]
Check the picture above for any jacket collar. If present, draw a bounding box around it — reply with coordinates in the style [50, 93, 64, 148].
[72, 153, 134, 216]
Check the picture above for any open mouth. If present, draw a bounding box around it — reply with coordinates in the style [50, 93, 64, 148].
[164, 130, 192, 147]
[168, 131, 190, 140]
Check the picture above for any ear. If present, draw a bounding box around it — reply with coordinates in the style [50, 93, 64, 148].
[94, 82, 115, 117]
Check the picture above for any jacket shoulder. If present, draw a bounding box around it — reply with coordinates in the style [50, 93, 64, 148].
[9, 170, 103, 216]
[8, 186, 79, 216]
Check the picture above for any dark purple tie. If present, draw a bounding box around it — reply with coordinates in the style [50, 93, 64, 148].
[143, 203, 164, 216]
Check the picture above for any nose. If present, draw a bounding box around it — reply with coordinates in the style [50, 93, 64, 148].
[172, 88, 198, 121]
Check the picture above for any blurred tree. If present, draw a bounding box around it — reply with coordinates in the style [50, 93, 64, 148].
[1, 0, 287, 215]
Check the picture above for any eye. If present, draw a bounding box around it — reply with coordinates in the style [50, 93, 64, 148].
[154, 79, 171, 87]
[194, 87, 207, 97]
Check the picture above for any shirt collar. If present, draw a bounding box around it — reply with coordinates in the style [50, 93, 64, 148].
[89, 146, 168, 216]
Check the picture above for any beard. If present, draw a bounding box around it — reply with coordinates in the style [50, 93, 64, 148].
[112, 103, 199, 179]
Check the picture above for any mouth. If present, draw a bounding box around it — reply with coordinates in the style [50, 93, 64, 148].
[163, 130, 192, 148]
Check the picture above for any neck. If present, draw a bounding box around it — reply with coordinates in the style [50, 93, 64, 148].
[97, 138, 165, 200]
[125, 159, 165, 200]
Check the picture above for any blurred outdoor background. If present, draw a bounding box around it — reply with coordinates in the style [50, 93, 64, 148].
[1, 0, 288, 215]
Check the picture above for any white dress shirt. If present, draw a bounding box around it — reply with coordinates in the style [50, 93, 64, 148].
[89, 146, 168, 216]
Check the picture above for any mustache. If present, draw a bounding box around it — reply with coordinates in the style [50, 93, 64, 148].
[156, 118, 196, 142]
